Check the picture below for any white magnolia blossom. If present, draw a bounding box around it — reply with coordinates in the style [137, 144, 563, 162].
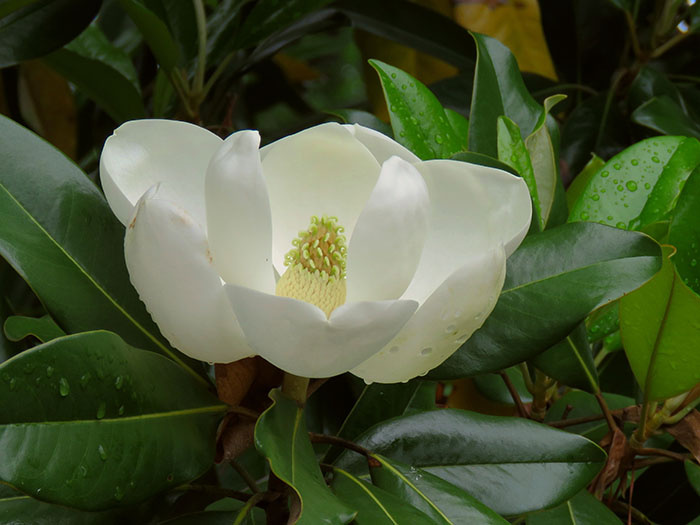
[100, 120, 531, 383]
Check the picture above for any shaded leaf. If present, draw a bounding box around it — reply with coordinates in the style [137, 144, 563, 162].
[3, 314, 65, 343]
[668, 166, 700, 294]
[632, 96, 700, 139]
[329, 109, 392, 136]
[526, 489, 622, 524]
[118, 0, 179, 70]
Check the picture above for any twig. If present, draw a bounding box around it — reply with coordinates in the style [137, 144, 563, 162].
[595, 392, 619, 432]
[231, 459, 260, 494]
[233, 493, 265, 525]
[309, 433, 372, 458]
[227, 406, 261, 420]
[632, 456, 675, 469]
[500, 371, 529, 418]
[634, 447, 689, 462]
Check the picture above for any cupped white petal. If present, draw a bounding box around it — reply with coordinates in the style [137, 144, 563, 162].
[403, 160, 531, 304]
[225, 285, 418, 378]
[343, 123, 420, 164]
[346, 157, 430, 302]
[205, 130, 275, 294]
[351, 245, 506, 384]
[125, 187, 252, 363]
[100, 119, 222, 227]
[259, 122, 381, 273]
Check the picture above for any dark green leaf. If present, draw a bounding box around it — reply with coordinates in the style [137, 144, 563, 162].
[468, 32, 543, 158]
[430, 222, 662, 379]
[620, 246, 700, 401]
[632, 96, 700, 139]
[370, 59, 463, 160]
[531, 322, 599, 392]
[334, 0, 475, 70]
[526, 490, 622, 524]
[118, 0, 179, 70]
[329, 109, 392, 137]
[206, 0, 249, 64]
[473, 367, 533, 405]
[143, 0, 198, 64]
[0, 331, 224, 510]
[0, 0, 101, 67]
[369, 455, 507, 524]
[0, 115, 204, 383]
[628, 66, 686, 110]
[3, 314, 65, 343]
[568, 136, 700, 230]
[324, 380, 422, 464]
[255, 389, 355, 525]
[159, 509, 265, 525]
[687, 461, 700, 497]
[566, 154, 606, 210]
[444, 109, 469, 150]
[332, 468, 433, 524]
[668, 166, 700, 294]
[335, 409, 606, 515]
[587, 301, 619, 343]
[0, 484, 126, 525]
[44, 24, 146, 123]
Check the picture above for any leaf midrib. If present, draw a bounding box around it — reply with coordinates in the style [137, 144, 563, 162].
[0, 180, 205, 385]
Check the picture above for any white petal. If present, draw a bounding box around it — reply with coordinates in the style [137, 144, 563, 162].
[205, 130, 275, 294]
[403, 160, 531, 304]
[225, 285, 418, 378]
[343, 123, 421, 164]
[100, 119, 222, 226]
[260, 122, 381, 273]
[346, 157, 430, 302]
[351, 246, 506, 383]
[125, 187, 253, 363]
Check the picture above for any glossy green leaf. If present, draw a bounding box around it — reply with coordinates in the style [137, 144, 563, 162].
[0, 115, 202, 382]
[0, 484, 126, 525]
[668, 166, 700, 294]
[334, 0, 475, 70]
[526, 490, 622, 524]
[329, 109, 392, 137]
[451, 151, 520, 177]
[531, 322, 599, 392]
[444, 109, 469, 149]
[143, 0, 198, 64]
[567, 154, 606, 210]
[4, 314, 65, 343]
[628, 66, 686, 110]
[0, 0, 101, 67]
[324, 381, 422, 464]
[370, 60, 463, 160]
[332, 468, 433, 524]
[686, 461, 700, 497]
[525, 94, 567, 227]
[468, 32, 543, 158]
[498, 116, 542, 227]
[632, 96, 700, 140]
[0, 331, 225, 510]
[118, 0, 179, 70]
[620, 246, 700, 401]
[545, 391, 635, 443]
[44, 24, 146, 123]
[255, 389, 355, 525]
[369, 455, 507, 524]
[206, 0, 249, 64]
[335, 410, 606, 516]
[569, 136, 700, 229]
[430, 222, 662, 379]
[587, 301, 619, 343]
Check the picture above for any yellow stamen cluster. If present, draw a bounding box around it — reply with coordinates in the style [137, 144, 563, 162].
[276, 215, 347, 317]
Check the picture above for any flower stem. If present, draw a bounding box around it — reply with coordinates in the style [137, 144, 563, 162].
[282, 373, 310, 406]
[192, 0, 207, 95]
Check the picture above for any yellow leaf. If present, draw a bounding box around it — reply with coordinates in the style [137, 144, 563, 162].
[454, 0, 557, 80]
[18, 60, 77, 159]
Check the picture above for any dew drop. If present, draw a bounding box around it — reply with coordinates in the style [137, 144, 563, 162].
[613, 163, 621, 170]
[420, 347, 433, 356]
[591, 194, 600, 201]
[79, 373, 91, 389]
[455, 334, 469, 344]
[96, 402, 106, 419]
[445, 324, 456, 333]
[23, 363, 35, 375]
[617, 185, 624, 191]
[580, 211, 590, 220]
[651, 156, 660, 163]
[390, 105, 398, 113]
[389, 346, 399, 354]
[435, 134, 444, 144]
[631, 159, 639, 166]
[114, 486, 123, 501]
[114, 376, 124, 390]
[453, 309, 463, 318]
[59, 377, 70, 397]
[601, 170, 609, 178]
[616, 222, 627, 230]
[626, 181, 638, 192]
[644, 182, 651, 190]
[692, 259, 698, 267]
[98, 444, 108, 461]
[46, 366, 54, 378]
[118, 405, 125, 416]
[399, 131, 405, 137]
[401, 84, 407, 90]
[9, 378, 16, 391]
[607, 215, 614, 221]
[79, 465, 88, 478]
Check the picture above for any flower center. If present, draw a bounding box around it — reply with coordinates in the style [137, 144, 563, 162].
[276, 215, 347, 317]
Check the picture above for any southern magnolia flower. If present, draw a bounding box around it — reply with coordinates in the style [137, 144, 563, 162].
[100, 120, 531, 383]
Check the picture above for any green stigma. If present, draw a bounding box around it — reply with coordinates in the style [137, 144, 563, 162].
[283, 215, 347, 282]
